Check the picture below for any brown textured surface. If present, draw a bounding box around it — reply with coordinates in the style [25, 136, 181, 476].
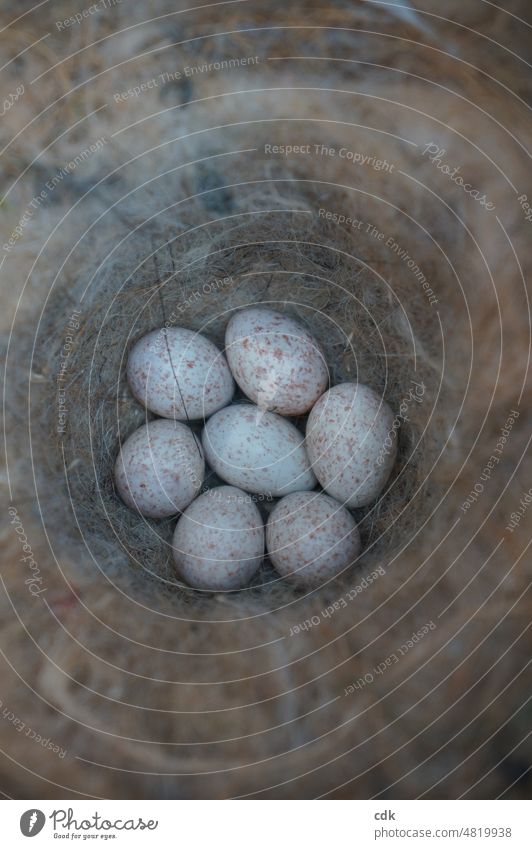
[0, 0, 531, 799]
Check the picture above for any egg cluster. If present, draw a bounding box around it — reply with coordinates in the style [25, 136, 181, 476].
[115, 307, 397, 590]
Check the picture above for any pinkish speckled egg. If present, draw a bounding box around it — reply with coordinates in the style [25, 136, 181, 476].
[266, 491, 361, 587]
[225, 307, 328, 415]
[306, 383, 397, 508]
[114, 419, 204, 518]
[172, 486, 264, 590]
[127, 327, 234, 420]
[202, 403, 317, 496]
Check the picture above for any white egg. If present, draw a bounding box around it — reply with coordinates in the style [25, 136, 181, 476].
[225, 307, 328, 415]
[266, 491, 361, 587]
[202, 403, 317, 496]
[114, 419, 204, 518]
[306, 382, 397, 508]
[127, 327, 234, 420]
[172, 486, 264, 590]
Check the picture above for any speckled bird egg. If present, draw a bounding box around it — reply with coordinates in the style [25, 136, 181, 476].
[127, 327, 234, 420]
[306, 382, 397, 508]
[114, 419, 204, 518]
[266, 491, 361, 587]
[172, 486, 264, 590]
[202, 403, 317, 496]
[225, 307, 328, 415]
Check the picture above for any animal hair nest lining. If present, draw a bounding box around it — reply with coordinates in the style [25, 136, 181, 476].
[32, 175, 442, 613]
